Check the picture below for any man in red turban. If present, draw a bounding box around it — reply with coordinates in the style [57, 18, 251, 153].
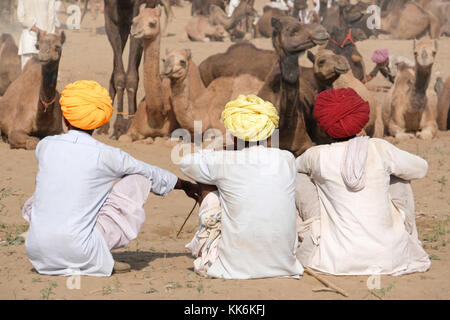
[294, 88, 431, 276]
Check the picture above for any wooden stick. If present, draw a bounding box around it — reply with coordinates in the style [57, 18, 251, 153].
[176, 201, 198, 238]
[304, 267, 349, 297]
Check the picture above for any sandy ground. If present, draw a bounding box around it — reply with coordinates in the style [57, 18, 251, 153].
[0, 1, 449, 300]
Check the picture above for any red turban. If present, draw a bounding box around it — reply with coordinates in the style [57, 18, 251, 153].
[313, 88, 370, 139]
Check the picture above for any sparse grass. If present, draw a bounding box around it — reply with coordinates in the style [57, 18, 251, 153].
[197, 281, 204, 294]
[429, 254, 440, 260]
[164, 281, 182, 292]
[102, 285, 112, 296]
[40, 281, 57, 300]
[437, 176, 447, 192]
[0, 223, 28, 246]
[423, 217, 449, 249]
[371, 281, 396, 299]
[143, 288, 157, 294]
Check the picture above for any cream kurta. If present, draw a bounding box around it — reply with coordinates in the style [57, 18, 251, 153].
[180, 146, 304, 279]
[296, 138, 431, 276]
[17, 0, 56, 55]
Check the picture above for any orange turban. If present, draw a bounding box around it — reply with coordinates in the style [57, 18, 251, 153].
[60, 80, 113, 130]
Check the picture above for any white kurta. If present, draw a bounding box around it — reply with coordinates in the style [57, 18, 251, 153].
[25, 130, 178, 276]
[17, 0, 56, 55]
[296, 138, 431, 275]
[180, 146, 304, 279]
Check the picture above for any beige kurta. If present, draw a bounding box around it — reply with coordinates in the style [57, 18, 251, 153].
[296, 138, 431, 276]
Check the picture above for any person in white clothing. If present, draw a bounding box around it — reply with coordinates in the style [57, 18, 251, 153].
[228, 0, 241, 16]
[181, 95, 304, 279]
[23, 81, 199, 276]
[295, 88, 431, 276]
[17, 0, 57, 69]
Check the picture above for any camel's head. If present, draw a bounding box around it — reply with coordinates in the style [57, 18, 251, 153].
[162, 49, 191, 81]
[308, 49, 350, 81]
[413, 39, 437, 68]
[208, 24, 228, 41]
[130, 4, 161, 39]
[35, 31, 65, 65]
[271, 17, 328, 56]
[242, 0, 258, 18]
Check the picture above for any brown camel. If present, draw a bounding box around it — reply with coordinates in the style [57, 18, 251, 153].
[435, 76, 450, 130]
[198, 42, 277, 87]
[189, 0, 226, 16]
[208, 0, 257, 34]
[257, 17, 329, 156]
[183, 14, 228, 42]
[162, 48, 263, 137]
[0, 32, 65, 150]
[119, 5, 178, 143]
[307, 49, 384, 137]
[100, 0, 173, 139]
[0, 34, 21, 96]
[378, 1, 441, 39]
[254, 5, 288, 38]
[383, 39, 439, 140]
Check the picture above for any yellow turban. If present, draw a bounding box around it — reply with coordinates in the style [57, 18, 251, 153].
[221, 94, 279, 142]
[60, 80, 113, 130]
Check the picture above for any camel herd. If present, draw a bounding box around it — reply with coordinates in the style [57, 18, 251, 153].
[0, 0, 449, 153]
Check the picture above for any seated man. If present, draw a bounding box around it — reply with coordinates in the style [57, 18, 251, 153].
[295, 88, 431, 276]
[22, 80, 199, 276]
[181, 95, 304, 279]
[363, 48, 415, 86]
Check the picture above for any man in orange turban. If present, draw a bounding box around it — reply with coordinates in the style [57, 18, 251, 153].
[294, 88, 431, 276]
[22, 80, 200, 276]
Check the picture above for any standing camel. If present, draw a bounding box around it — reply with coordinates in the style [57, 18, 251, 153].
[0, 32, 65, 150]
[100, 0, 172, 139]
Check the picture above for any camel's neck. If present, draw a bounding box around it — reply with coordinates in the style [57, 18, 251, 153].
[414, 64, 431, 95]
[40, 60, 60, 104]
[221, 4, 248, 29]
[143, 34, 162, 108]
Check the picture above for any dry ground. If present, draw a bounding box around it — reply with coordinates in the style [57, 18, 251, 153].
[0, 1, 449, 300]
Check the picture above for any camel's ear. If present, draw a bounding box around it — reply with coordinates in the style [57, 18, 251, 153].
[307, 51, 315, 63]
[139, 3, 146, 13]
[60, 31, 66, 45]
[351, 54, 362, 63]
[185, 49, 192, 60]
[271, 17, 283, 35]
[155, 5, 162, 17]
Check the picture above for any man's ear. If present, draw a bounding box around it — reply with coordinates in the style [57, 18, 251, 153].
[307, 51, 315, 63]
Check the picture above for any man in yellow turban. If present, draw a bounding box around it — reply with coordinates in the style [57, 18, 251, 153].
[22, 80, 199, 276]
[180, 94, 304, 279]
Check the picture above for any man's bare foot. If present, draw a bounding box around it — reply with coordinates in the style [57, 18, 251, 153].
[113, 261, 131, 274]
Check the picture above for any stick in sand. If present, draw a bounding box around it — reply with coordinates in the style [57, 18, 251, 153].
[304, 267, 349, 297]
[176, 201, 198, 238]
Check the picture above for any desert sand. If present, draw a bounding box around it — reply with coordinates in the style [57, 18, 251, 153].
[0, 1, 449, 300]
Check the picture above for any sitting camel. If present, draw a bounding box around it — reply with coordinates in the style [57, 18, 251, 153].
[0, 32, 65, 149]
[435, 76, 450, 130]
[306, 49, 384, 138]
[383, 39, 439, 140]
[254, 5, 287, 38]
[183, 14, 228, 42]
[0, 34, 21, 96]
[162, 48, 264, 136]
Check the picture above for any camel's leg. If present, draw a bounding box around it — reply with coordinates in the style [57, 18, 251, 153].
[417, 99, 438, 140]
[8, 130, 40, 150]
[372, 103, 385, 138]
[388, 102, 413, 139]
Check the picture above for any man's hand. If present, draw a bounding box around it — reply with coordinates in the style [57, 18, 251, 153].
[175, 179, 200, 202]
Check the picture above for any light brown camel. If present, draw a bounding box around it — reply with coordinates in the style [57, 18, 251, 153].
[183, 14, 227, 42]
[383, 39, 439, 140]
[0, 34, 21, 96]
[307, 49, 384, 137]
[379, 1, 441, 39]
[162, 49, 264, 137]
[198, 42, 277, 87]
[119, 5, 177, 143]
[421, 0, 450, 36]
[254, 6, 288, 38]
[435, 76, 450, 130]
[208, 0, 258, 35]
[0, 32, 65, 150]
[257, 17, 329, 156]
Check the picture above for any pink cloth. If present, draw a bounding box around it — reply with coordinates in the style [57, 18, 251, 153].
[23, 174, 152, 251]
[371, 49, 389, 64]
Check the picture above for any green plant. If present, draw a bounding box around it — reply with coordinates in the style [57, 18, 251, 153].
[40, 281, 57, 300]
[437, 176, 447, 192]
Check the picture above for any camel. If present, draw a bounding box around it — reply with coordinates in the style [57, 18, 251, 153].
[435, 76, 450, 130]
[189, 0, 226, 16]
[307, 49, 384, 137]
[0, 34, 21, 96]
[257, 17, 329, 156]
[0, 32, 65, 150]
[208, 0, 258, 39]
[378, 1, 441, 39]
[198, 42, 277, 87]
[119, 5, 178, 143]
[254, 6, 288, 38]
[183, 14, 227, 42]
[162, 48, 264, 137]
[383, 39, 439, 140]
[421, 0, 450, 36]
[100, 0, 173, 139]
